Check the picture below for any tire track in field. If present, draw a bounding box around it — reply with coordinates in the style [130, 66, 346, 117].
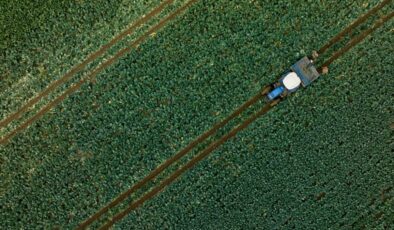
[99, 100, 280, 229]
[94, 1, 394, 228]
[317, 0, 391, 55]
[0, 0, 194, 145]
[0, 0, 174, 129]
[78, 84, 271, 229]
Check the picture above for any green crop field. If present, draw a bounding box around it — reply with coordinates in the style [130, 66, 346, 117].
[1, 0, 393, 229]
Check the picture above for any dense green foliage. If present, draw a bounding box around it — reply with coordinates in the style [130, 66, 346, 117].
[1, 0, 393, 229]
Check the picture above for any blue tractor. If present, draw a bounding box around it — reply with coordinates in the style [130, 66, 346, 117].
[265, 57, 320, 101]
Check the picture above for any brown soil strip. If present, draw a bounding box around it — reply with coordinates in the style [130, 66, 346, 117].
[0, 0, 174, 129]
[317, 0, 391, 56]
[78, 84, 271, 229]
[0, 0, 199, 145]
[99, 99, 281, 229]
[319, 11, 394, 71]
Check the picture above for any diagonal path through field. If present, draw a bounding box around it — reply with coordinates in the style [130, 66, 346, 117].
[0, 1, 194, 144]
[0, 0, 174, 131]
